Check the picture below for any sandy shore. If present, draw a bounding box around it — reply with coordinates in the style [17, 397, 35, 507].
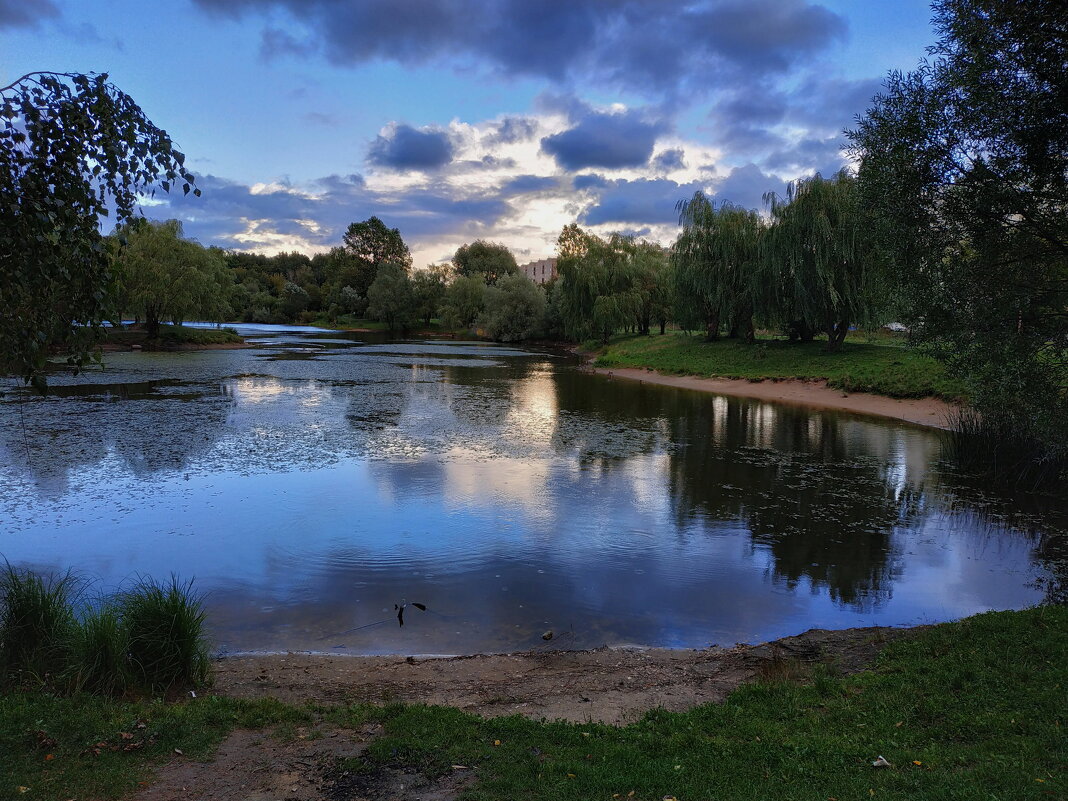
[593, 367, 957, 429]
[214, 625, 914, 726]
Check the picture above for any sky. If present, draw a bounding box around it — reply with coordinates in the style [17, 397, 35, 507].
[1, 0, 937, 267]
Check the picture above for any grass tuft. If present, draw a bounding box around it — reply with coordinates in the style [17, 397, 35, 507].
[68, 604, 130, 696]
[119, 576, 210, 693]
[0, 564, 78, 686]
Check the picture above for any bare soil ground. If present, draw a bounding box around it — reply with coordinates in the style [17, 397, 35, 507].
[136, 626, 915, 801]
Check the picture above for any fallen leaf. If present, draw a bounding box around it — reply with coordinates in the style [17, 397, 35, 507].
[493, 740, 501, 746]
[173, 748, 183, 755]
[567, 773, 576, 778]
[120, 732, 133, 740]
[44, 754, 54, 761]
[912, 760, 922, 766]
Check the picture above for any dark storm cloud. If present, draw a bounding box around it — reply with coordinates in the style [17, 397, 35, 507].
[161, 172, 510, 249]
[502, 174, 560, 194]
[541, 109, 667, 170]
[714, 163, 783, 209]
[652, 148, 686, 172]
[763, 136, 844, 174]
[578, 163, 784, 226]
[0, 0, 58, 28]
[367, 124, 454, 170]
[579, 177, 705, 226]
[191, 0, 848, 95]
[484, 116, 539, 146]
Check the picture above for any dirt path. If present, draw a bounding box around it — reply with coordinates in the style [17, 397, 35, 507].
[137, 626, 914, 800]
[592, 367, 956, 429]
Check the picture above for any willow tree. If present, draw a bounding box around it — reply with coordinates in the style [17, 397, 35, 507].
[763, 170, 882, 351]
[112, 219, 231, 337]
[672, 194, 763, 341]
[556, 227, 644, 343]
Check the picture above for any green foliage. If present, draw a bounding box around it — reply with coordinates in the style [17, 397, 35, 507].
[763, 170, 885, 351]
[343, 216, 412, 273]
[673, 194, 763, 341]
[366, 263, 416, 332]
[557, 226, 655, 343]
[0, 72, 198, 387]
[452, 239, 518, 285]
[118, 577, 209, 693]
[111, 219, 231, 336]
[441, 274, 487, 329]
[480, 273, 547, 341]
[0, 565, 77, 684]
[849, 0, 1068, 458]
[594, 332, 964, 400]
[411, 264, 449, 325]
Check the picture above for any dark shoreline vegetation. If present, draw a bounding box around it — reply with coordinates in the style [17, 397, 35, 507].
[101, 324, 244, 350]
[1, 603, 1064, 800]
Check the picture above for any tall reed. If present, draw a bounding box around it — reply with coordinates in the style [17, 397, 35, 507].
[945, 407, 1068, 492]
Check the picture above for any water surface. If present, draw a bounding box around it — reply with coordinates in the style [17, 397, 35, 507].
[1, 325, 1063, 655]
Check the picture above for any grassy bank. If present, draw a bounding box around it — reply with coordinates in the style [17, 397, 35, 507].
[593, 332, 965, 400]
[105, 324, 244, 348]
[4, 606, 1064, 799]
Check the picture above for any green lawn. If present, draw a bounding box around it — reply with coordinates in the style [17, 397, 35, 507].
[594, 332, 966, 400]
[3, 607, 1064, 800]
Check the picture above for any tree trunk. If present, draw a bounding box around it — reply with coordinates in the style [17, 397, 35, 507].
[705, 310, 720, 342]
[659, 319, 666, 335]
[824, 316, 850, 352]
[145, 308, 160, 339]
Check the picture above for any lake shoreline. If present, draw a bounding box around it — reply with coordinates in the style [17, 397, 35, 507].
[590, 366, 958, 429]
[212, 623, 919, 726]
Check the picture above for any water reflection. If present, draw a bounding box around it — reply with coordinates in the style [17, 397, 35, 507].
[0, 326, 1062, 654]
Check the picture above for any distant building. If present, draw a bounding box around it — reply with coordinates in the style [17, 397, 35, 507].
[519, 258, 557, 285]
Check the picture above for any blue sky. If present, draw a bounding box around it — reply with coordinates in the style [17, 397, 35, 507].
[1, 0, 936, 266]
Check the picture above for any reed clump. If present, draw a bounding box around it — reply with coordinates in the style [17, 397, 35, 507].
[945, 407, 1068, 492]
[0, 564, 210, 696]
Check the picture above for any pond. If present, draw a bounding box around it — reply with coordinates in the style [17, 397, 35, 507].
[1, 325, 1064, 656]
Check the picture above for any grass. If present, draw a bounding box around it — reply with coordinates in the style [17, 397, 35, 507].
[0, 567, 211, 696]
[594, 331, 966, 400]
[0, 693, 306, 800]
[104, 324, 243, 347]
[0, 566, 78, 684]
[3, 606, 1064, 799]
[119, 577, 210, 693]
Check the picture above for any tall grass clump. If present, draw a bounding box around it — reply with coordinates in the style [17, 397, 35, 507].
[119, 576, 209, 692]
[946, 407, 1068, 492]
[0, 564, 78, 686]
[68, 604, 130, 695]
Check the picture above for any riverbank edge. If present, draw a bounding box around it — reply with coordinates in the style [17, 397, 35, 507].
[211, 622, 920, 725]
[592, 365, 958, 429]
